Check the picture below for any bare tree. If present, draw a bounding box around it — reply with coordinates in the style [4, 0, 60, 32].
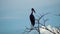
[23, 12, 60, 34]
[23, 13, 50, 34]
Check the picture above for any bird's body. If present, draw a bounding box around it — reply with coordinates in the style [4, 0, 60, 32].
[29, 8, 35, 28]
[30, 13, 35, 26]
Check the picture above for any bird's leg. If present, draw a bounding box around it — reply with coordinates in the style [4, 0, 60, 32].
[35, 19, 38, 24]
[31, 25, 34, 29]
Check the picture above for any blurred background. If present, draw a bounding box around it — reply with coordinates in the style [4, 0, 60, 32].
[0, 0, 60, 34]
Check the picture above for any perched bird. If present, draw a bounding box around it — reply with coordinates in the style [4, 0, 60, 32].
[29, 8, 36, 28]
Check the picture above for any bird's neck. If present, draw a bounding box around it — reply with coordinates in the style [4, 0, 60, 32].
[31, 11, 33, 15]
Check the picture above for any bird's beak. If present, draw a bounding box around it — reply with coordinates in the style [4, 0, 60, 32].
[31, 8, 36, 13]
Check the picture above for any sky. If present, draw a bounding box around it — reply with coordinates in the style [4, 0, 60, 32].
[0, 0, 60, 34]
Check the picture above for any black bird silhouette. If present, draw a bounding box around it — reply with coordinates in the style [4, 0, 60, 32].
[29, 8, 35, 28]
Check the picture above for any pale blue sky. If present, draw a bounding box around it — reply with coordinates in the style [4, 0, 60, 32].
[0, 0, 60, 34]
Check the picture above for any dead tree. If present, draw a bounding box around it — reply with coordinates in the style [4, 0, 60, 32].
[23, 12, 60, 34]
[23, 12, 50, 34]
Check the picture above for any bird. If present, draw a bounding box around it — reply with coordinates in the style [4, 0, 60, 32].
[29, 8, 36, 29]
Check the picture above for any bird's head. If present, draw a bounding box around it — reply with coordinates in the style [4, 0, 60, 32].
[31, 8, 36, 13]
